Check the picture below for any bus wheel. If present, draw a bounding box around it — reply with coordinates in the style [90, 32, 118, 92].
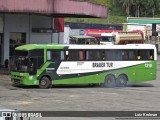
[104, 75, 116, 88]
[116, 74, 128, 87]
[39, 76, 52, 89]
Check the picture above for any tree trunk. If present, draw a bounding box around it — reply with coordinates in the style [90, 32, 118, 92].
[137, 4, 140, 17]
[126, 0, 130, 16]
[152, 7, 155, 17]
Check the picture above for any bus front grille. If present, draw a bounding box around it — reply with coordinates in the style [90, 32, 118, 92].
[13, 79, 20, 84]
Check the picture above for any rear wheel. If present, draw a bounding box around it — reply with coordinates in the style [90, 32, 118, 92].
[103, 75, 116, 88]
[39, 76, 52, 89]
[116, 74, 128, 87]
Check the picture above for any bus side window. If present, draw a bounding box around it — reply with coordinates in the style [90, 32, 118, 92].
[137, 50, 152, 60]
[102, 50, 105, 60]
[66, 50, 79, 61]
[137, 55, 141, 60]
[85, 50, 91, 60]
[51, 50, 61, 61]
[88, 51, 95, 60]
[60, 51, 65, 60]
[79, 51, 84, 60]
[105, 50, 111, 61]
[85, 51, 89, 60]
[121, 50, 128, 60]
[116, 50, 122, 61]
[94, 50, 103, 60]
[149, 50, 154, 60]
[137, 50, 141, 60]
[65, 51, 69, 60]
[128, 50, 136, 60]
[47, 51, 51, 60]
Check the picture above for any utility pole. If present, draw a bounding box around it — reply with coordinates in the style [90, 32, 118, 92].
[108, 10, 110, 24]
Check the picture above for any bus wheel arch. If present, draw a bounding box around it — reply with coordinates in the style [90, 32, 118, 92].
[116, 74, 128, 87]
[103, 74, 116, 88]
[39, 75, 52, 89]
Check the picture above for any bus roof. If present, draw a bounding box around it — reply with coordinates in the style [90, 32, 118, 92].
[15, 44, 156, 51]
[15, 44, 65, 51]
[68, 44, 156, 49]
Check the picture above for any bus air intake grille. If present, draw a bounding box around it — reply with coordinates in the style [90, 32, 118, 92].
[13, 79, 20, 84]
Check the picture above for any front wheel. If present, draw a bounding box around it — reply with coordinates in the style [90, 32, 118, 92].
[103, 75, 116, 88]
[39, 76, 52, 89]
[116, 74, 128, 87]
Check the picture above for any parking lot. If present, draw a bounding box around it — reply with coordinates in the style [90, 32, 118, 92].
[0, 56, 160, 119]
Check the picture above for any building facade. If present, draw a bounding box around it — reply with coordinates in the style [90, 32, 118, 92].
[0, 14, 65, 64]
[0, 0, 107, 65]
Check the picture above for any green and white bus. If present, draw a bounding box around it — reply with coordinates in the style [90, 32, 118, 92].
[10, 44, 157, 88]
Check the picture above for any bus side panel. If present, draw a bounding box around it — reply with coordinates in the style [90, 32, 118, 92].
[52, 72, 106, 85]
[135, 61, 157, 82]
[38, 62, 105, 85]
[37, 61, 157, 85]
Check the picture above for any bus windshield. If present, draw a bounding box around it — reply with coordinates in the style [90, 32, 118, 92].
[11, 50, 44, 74]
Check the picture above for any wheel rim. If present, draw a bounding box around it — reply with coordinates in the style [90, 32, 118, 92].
[41, 80, 47, 86]
[105, 75, 116, 87]
[107, 79, 113, 84]
[117, 75, 127, 87]
[120, 78, 125, 84]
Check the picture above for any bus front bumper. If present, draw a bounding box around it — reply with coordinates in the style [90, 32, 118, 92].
[11, 72, 39, 86]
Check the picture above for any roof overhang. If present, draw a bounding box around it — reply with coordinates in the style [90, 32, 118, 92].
[0, 0, 107, 18]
